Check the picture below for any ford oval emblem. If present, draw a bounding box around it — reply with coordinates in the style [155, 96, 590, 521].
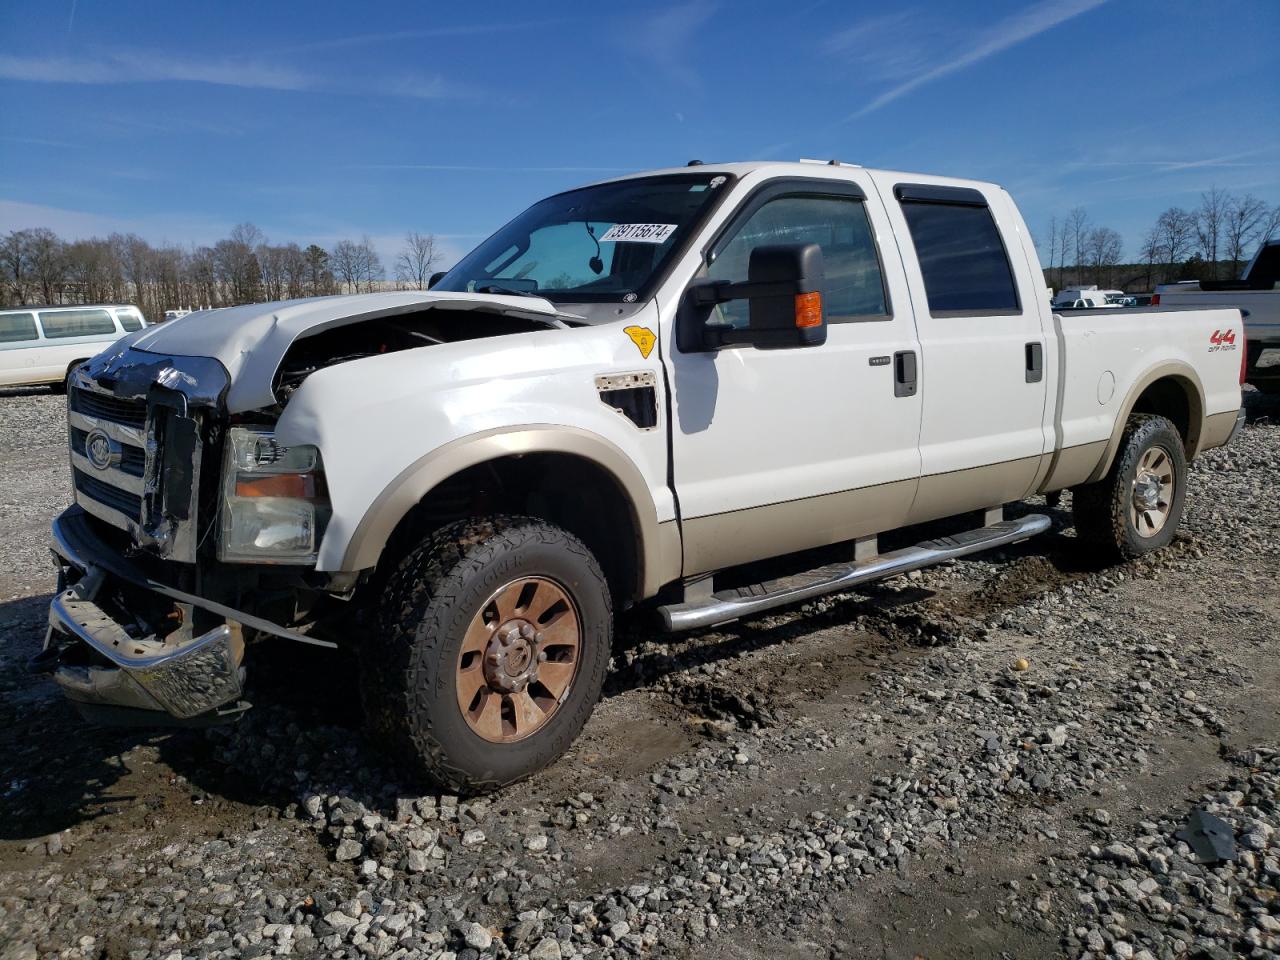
[85, 429, 119, 471]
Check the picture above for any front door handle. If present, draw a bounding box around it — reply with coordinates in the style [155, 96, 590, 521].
[894, 350, 917, 398]
[1025, 342, 1044, 383]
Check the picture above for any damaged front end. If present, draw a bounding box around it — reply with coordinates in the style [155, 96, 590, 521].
[67, 346, 226, 562]
[43, 346, 327, 726]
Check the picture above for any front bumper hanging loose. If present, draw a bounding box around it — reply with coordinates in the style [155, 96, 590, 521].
[41, 507, 329, 726]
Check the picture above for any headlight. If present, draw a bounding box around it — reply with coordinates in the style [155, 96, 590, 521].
[219, 427, 329, 564]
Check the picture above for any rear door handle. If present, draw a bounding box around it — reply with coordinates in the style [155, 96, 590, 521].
[894, 350, 917, 398]
[1025, 342, 1044, 383]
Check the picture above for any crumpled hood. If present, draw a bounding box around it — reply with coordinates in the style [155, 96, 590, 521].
[128, 291, 575, 413]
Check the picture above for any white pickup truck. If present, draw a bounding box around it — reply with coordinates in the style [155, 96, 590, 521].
[41, 161, 1246, 792]
[1155, 239, 1280, 393]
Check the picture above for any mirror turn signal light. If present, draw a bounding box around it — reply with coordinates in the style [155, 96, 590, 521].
[794, 291, 823, 328]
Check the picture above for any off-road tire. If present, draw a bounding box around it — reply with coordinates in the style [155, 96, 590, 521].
[1071, 413, 1187, 562]
[362, 516, 611, 794]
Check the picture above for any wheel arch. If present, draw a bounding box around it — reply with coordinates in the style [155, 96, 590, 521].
[338, 425, 679, 603]
[1087, 362, 1206, 483]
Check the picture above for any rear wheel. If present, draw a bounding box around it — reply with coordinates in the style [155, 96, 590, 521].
[1071, 414, 1187, 561]
[363, 516, 611, 793]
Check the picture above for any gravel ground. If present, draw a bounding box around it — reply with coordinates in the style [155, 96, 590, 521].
[1, 384, 1277, 960]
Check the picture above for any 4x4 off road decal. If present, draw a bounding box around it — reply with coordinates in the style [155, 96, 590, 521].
[624, 325, 656, 359]
[1209, 329, 1237, 352]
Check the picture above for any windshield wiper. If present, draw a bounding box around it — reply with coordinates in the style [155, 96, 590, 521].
[476, 283, 538, 298]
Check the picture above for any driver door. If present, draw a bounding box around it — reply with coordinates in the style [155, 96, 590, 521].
[662, 176, 923, 577]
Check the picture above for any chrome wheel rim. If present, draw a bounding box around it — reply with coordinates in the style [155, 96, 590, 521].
[455, 576, 581, 743]
[1131, 445, 1175, 537]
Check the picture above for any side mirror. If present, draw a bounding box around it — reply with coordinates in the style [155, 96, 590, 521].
[427, 271, 447, 290]
[685, 243, 827, 350]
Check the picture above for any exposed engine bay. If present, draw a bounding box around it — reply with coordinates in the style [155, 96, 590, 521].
[274, 307, 573, 401]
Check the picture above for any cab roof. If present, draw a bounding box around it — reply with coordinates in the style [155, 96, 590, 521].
[594, 160, 1005, 195]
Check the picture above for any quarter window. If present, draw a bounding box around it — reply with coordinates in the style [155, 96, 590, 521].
[0, 311, 38, 343]
[899, 200, 1020, 314]
[707, 194, 889, 327]
[38, 309, 117, 339]
[116, 309, 143, 332]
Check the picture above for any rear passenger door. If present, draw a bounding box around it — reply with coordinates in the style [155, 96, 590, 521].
[873, 179, 1050, 522]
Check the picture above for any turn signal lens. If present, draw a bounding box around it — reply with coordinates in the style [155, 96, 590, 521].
[794, 291, 823, 328]
[235, 473, 317, 499]
[1241, 328, 1248, 385]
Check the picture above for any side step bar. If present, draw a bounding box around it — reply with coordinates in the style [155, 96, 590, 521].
[658, 513, 1051, 632]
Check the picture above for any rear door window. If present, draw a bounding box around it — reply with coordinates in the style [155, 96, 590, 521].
[0, 311, 39, 343]
[38, 308, 118, 339]
[115, 308, 144, 332]
[898, 197, 1020, 315]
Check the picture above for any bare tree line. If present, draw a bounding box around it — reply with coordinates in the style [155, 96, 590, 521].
[1042, 188, 1280, 293]
[0, 225, 442, 319]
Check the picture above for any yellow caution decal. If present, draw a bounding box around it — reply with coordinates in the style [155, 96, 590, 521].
[624, 325, 656, 359]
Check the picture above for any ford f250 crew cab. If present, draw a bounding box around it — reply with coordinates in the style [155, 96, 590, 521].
[39, 161, 1247, 792]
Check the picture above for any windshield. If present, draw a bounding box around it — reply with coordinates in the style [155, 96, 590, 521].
[433, 173, 731, 303]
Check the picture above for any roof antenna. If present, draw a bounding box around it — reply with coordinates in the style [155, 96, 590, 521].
[686, 159, 704, 166]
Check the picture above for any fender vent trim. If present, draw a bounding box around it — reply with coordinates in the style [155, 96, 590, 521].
[595, 372, 659, 430]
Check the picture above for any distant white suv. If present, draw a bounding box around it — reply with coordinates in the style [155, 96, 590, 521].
[0, 304, 146, 389]
[40, 161, 1245, 793]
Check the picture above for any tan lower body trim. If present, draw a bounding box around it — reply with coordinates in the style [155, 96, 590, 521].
[681, 478, 917, 577]
[905, 455, 1042, 526]
[680, 455, 1049, 578]
[1038, 440, 1108, 493]
[1199, 410, 1239, 452]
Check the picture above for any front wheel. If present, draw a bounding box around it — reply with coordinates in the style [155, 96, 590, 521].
[1071, 413, 1187, 561]
[363, 516, 611, 793]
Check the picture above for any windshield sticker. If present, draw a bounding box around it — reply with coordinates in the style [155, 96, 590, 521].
[624, 325, 657, 359]
[599, 223, 677, 244]
[710, 175, 727, 188]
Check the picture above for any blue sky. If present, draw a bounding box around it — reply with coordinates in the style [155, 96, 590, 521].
[1, 0, 1277, 268]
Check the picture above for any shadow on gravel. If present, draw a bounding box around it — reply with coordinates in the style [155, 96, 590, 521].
[0, 385, 57, 399]
[0, 591, 158, 841]
[0, 493, 1131, 828]
[1243, 385, 1280, 424]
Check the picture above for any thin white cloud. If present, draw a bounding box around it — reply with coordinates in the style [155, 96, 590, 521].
[630, 1, 718, 90]
[0, 52, 315, 91]
[0, 50, 459, 100]
[351, 164, 634, 174]
[844, 0, 1108, 119]
[271, 21, 567, 56]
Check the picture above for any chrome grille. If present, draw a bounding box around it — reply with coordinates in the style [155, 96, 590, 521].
[70, 388, 147, 429]
[74, 468, 143, 518]
[66, 350, 226, 563]
[71, 427, 145, 477]
[67, 382, 149, 532]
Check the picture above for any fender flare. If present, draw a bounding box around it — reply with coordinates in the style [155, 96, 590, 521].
[336, 425, 679, 599]
[1086, 361, 1206, 484]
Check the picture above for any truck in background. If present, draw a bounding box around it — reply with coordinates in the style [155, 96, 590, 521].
[1155, 240, 1280, 393]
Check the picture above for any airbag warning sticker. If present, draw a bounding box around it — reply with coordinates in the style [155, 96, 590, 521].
[599, 223, 676, 243]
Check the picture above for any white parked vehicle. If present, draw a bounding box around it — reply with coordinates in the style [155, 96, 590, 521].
[1154, 240, 1280, 393]
[0, 304, 146, 389]
[1051, 287, 1123, 309]
[40, 161, 1245, 792]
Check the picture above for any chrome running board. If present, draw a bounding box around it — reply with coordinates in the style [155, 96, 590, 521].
[658, 513, 1051, 632]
